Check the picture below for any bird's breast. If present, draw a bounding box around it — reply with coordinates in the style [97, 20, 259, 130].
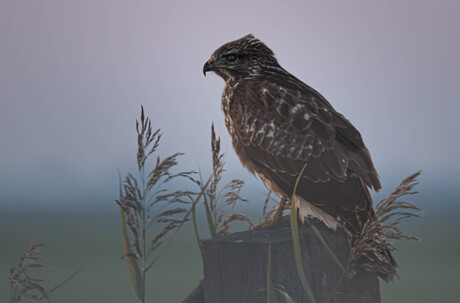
[221, 83, 238, 135]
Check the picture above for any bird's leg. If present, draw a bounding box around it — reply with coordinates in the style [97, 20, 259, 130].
[254, 197, 288, 230]
[272, 197, 287, 224]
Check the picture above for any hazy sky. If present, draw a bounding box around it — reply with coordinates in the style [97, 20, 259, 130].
[1, 0, 459, 211]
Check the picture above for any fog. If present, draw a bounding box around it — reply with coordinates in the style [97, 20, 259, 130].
[1, 0, 459, 211]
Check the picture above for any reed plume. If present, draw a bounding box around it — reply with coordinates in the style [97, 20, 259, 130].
[116, 105, 195, 302]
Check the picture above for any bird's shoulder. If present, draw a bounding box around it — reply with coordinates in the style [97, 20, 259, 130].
[228, 74, 340, 141]
[229, 73, 367, 152]
[225, 72, 380, 190]
[230, 74, 331, 119]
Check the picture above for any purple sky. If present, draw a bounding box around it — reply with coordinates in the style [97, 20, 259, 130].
[1, 0, 459, 210]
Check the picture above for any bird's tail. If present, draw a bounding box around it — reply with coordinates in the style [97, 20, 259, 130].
[346, 172, 423, 282]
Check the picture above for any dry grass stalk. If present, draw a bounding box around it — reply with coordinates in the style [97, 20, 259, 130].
[220, 213, 254, 235]
[9, 243, 49, 303]
[116, 105, 195, 302]
[193, 124, 253, 237]
[347, 171, 423, 281]
[210, 124, 252, 236]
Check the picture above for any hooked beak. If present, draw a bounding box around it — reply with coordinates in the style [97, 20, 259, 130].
[203, 56, 215, 76]
[203, 62, 213, 76]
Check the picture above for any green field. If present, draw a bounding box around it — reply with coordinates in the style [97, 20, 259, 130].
[1, 209, 458, 302]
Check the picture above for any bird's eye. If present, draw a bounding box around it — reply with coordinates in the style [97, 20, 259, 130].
[226, 54, 237, 63]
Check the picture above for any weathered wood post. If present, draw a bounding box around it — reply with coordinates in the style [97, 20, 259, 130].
[183, 218, 380, 303]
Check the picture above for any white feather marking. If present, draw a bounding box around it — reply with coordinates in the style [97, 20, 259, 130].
[291, 104, 302, 114]
[266, 129, 274, 138]
[295, 195, 338, 230]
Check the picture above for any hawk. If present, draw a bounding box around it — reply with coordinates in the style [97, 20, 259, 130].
[203, 34, 396, 281]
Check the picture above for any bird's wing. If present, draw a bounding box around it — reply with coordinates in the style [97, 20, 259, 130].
[228, 77, 380, 214]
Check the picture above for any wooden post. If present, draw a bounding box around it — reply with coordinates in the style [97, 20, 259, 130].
[183, 218, 380, 303]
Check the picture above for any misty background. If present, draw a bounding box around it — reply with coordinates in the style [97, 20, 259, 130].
[1, 0, 459, 302]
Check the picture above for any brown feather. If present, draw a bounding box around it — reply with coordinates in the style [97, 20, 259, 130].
[205, 34, 394, 280]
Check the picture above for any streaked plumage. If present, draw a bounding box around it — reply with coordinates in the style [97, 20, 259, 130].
[203, 34, 396, 281]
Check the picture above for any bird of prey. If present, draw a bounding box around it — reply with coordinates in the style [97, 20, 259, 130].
[203, 34, 395, 281]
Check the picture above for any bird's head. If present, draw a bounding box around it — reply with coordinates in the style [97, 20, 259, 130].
[203, 34, 281, 81]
